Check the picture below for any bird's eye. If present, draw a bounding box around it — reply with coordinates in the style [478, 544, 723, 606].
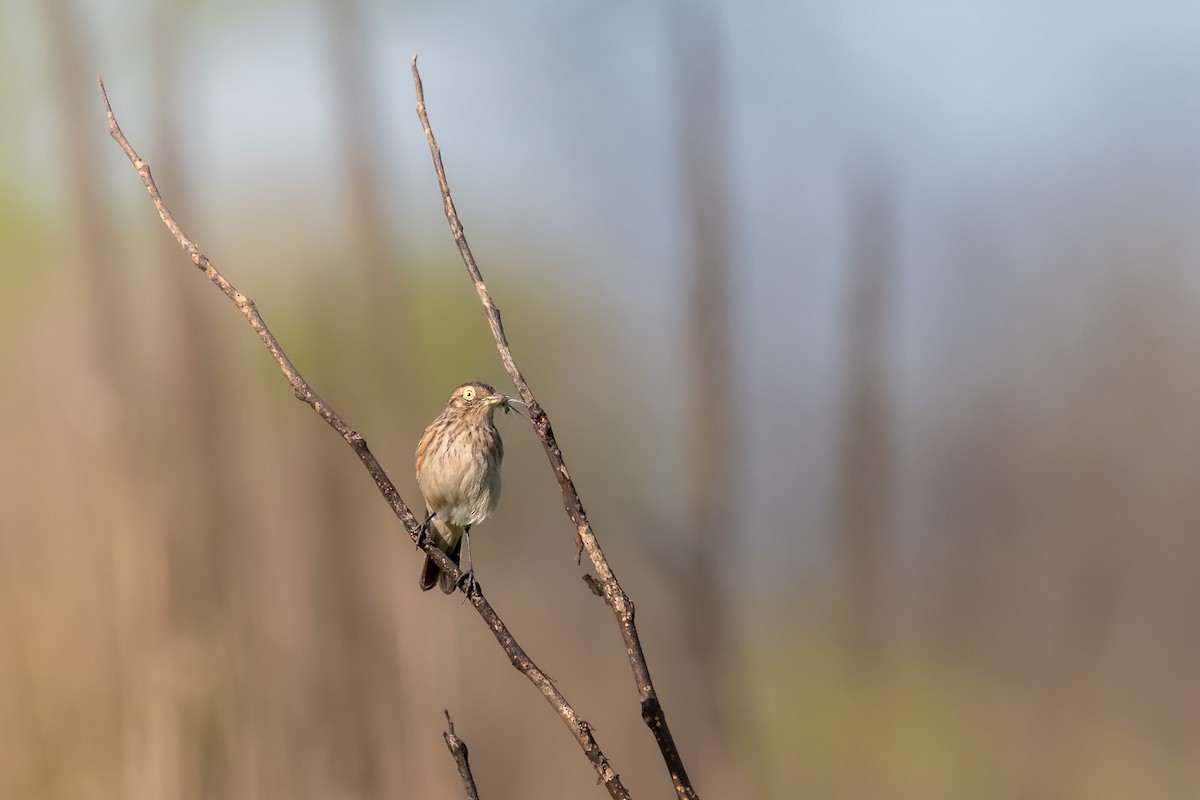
[462, 388, 475, 400]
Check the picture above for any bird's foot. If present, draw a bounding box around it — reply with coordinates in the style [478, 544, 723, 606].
[417, 511, 435, 549]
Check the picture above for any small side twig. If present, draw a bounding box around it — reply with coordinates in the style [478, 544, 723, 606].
[442, 710, 480, 800]
[98, 77, 630, 800]
[411, 54, 699, 800]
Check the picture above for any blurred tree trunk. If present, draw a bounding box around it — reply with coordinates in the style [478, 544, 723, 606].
[670, 3, 744, 795]
[147, 5, 241, 798]
[44, 0, 120, 373]
[43, 0, 131, 796]
[836, 166, 895, 792]
[837, 166, 894, 661]
[319, 1, 420, 793]
[321, 0, 409, 386]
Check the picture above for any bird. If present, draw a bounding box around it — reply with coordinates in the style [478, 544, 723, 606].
[416, 381, 509, 593]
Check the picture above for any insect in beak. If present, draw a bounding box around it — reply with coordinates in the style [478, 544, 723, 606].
[501, 396, 529, 416]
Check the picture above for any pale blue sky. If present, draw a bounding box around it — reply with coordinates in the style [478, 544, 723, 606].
[6, 0, 1200, 564]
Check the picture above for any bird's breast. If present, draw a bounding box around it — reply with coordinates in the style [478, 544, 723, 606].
[416, 422, 503, 528]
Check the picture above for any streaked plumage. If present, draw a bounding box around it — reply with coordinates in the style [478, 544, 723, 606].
[416, 381, 507, 593]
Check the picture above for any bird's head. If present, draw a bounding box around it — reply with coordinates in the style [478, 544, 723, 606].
[445, 381, 510, 418]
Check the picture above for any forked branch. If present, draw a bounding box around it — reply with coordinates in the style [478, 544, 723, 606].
[97, 77, 628, 800]
[411, 54, 699, 800]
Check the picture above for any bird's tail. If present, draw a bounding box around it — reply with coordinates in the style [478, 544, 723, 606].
[419, 517, 463, 594]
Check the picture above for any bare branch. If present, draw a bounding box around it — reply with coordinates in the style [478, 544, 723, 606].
[98, 76, 629, 800]
[442, 710, 481, 800]
[411, 54, 699, 800]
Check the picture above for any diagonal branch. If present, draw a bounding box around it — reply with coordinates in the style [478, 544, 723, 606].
[411, 55, 699, 800]
[97, 77, 629, 800]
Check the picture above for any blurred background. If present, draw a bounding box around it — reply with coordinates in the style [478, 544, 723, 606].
[3, 0, 1200, 798]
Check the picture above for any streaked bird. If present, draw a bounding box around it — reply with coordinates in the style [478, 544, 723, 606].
[416, 381, 509, 593]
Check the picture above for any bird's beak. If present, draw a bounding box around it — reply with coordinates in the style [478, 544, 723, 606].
[485, 393, 509, 409]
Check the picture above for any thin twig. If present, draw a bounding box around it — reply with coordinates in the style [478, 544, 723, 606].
[442, 710, 481, 800]
[98, 77, 629, 800]
[411, 54, 699, 800]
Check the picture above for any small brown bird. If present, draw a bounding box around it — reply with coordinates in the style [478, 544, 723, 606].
[416, 381, 509, 593]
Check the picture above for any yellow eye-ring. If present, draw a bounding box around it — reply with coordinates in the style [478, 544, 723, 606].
[462, 387, 475, 400]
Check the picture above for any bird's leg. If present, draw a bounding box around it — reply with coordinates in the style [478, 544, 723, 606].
[417, 511, 435, 549]
[459, 526, 477, 595]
